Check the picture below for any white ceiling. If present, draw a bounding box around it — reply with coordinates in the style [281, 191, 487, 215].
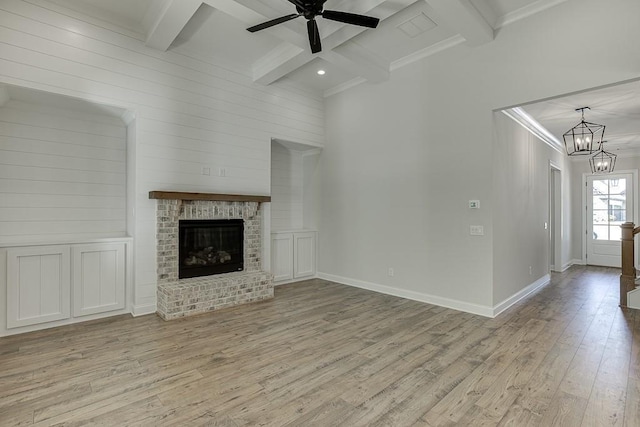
[519, 79, 640, 157]
[46, 0, 569, 96]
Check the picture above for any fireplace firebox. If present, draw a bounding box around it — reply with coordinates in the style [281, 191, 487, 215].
[178, 219, 244, 279]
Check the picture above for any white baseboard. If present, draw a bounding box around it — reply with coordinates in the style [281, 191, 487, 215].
[628, 287, 640, 310]
[571, 258, 586, 266]
[317, 272, 494, 318]
[273, 275, 318, 286]
[560, 261, 574, 272]
[317, 272, 552, 319]
[492, 274, 550, 317]
[131, 303, 157, 317]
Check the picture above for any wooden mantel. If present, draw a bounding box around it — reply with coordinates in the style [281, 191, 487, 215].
[149, 191, 271, 203]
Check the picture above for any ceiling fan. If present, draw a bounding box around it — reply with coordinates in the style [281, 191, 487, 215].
[247, 0, 380, 54]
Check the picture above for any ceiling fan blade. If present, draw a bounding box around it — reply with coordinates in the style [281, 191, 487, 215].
[321, 10, 380, 28]
[307, 19, 322, 54]
[247, 14, 300, 32]
[287, 0, 306, 9]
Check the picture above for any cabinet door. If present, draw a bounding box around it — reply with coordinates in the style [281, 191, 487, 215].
[7, 246, 71, 328]
[271, 233, 294, 282]
[72, 243, 126, 317]
[293, 232, 316, 279]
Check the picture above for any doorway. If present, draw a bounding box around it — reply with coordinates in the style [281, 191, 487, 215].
[586, 173, 634, 267]
[549, 165, 562, 271]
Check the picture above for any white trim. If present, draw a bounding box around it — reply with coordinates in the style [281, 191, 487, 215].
[496, 0, 569, 28]
[502, 108, 564, 154]
[627, 287, 640, 310]
[390, 35, 466, 72]
[560, 261, 574, 272]
[572, 258, 586, 266]
[323, 35, 467, 98]
[492, 274, 550, 317]
[273, 275, 317, 286]
[317, 272, 494, 317]
[324, 77, 366, 98]
[131, 303, 157, 317]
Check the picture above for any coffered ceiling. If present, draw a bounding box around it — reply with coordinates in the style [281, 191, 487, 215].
[45, 0, 568, 96]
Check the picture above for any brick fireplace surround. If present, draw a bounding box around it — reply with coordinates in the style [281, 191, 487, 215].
[152, 195, 273, 320]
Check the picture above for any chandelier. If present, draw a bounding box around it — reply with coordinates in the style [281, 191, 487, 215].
[589, 141, 617, 174]
[563, 107, 605, 156]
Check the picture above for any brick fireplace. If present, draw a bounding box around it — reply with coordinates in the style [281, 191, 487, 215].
[151, 192, 274, 320]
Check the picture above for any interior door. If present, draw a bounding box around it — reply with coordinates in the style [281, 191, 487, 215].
[586, 173, 633, 267]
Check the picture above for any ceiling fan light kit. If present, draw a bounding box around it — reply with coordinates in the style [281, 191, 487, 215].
[562, 106, 605, 156]
[247, 0, 380, 54]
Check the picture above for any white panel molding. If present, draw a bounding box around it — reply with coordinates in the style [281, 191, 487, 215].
[492, 274, 550, 317]
[317, 272, 494, 317]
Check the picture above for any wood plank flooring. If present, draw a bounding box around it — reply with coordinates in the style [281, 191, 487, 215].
[1, 266, 639, 426]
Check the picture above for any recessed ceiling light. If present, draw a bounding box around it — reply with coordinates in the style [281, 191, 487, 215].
[317, 70, 326, 75]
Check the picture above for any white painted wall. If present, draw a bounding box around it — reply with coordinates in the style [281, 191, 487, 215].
[492, 113, 572, 306]
[0, 99, 127, 243]
[320, 0, 640, 314]
[0, 0, 324, 313]
[271, 142, 304, 231]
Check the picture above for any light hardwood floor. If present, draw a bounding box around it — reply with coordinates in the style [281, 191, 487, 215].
[1, 266, 639, 426]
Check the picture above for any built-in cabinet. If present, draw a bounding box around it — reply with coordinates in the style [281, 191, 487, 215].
[271, 231, 316, 284]
[6, 240, 128, 329]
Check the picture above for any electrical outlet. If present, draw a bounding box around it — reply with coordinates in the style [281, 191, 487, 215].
[469, 200, 480, 209]
[529, 266, 533, 275]
[218, 168, 226, 177]
[388, 268, 394, 277]
[201, 167, 210, 176]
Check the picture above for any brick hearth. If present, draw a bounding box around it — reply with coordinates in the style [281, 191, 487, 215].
[154, 199, 273, 320]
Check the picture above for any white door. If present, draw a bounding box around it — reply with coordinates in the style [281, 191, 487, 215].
[587, 173, 633, 267]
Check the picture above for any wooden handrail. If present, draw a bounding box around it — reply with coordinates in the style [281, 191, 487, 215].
[620, 222, 638, 307]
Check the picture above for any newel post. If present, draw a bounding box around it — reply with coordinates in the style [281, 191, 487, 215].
[620, 222, 636, 308]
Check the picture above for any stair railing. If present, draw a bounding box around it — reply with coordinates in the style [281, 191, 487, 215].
[620, 222, 640, 307]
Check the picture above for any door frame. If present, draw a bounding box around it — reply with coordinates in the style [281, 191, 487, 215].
[549, 161, 562, 272]
[582, 169, 639, 266]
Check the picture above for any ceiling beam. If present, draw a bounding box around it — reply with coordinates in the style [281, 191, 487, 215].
[253, 0, 413, 85]
[426, 0, 494, 46]
[203, 0, 307, 49]
[145, 0, 203, 51]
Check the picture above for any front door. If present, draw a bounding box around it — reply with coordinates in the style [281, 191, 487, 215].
[586, 173, 633, 267]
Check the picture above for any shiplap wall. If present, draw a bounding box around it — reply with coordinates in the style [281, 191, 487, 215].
[271, 143, 303, 231]
[0, 0, 324, 313]
[0, 99, 127, 242]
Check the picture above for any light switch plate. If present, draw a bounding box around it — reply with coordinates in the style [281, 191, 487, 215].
[470, 225, 484, 236]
